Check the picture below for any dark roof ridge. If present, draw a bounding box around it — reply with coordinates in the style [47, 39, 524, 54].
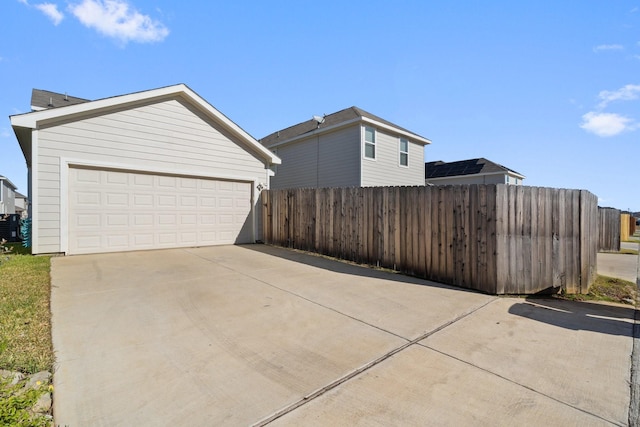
[425, 158, 524, 179]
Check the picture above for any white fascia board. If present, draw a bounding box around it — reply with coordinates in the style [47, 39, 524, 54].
[264, 117, 362, 149]
[264, 116, 432, 149]
[507, 171, 526, 180]
[0, 177, 17, 190]
[361, 117, 432, 145]
[10, 84, 281, 166]
[10, 85, 184, 128]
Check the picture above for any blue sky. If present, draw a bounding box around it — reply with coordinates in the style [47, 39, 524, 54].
[2, 0, 639, 211]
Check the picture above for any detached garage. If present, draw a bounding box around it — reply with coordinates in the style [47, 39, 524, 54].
[10, 84, 281, 255]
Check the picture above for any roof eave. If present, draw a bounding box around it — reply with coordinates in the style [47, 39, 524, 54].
[0, 176, 18, 190]
[361, 116, 431, 145]
[10, 84, 281, 166]
[264, 116, 431, 149]
[427, 170, 526, 180]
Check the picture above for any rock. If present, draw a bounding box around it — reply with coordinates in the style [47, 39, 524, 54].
[25, 371, 52, 390]
[32, 392, 52, 414]
[0, 369, 25, 385]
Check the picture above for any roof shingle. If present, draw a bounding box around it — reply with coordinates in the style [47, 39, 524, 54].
[31, 89, 90, 110]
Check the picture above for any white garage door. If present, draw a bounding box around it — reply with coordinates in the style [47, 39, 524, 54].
[68, 167, 253, 255]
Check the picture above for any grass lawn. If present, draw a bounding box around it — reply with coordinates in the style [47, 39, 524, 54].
[0, 251, 53, 373]
[0, 245, 54, 426]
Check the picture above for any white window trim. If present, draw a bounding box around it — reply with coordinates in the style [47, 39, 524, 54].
[399, 138, 409, 167]
[363, 126, 376, 161]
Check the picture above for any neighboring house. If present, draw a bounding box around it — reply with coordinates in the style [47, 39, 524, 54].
[425, 158, 525, 186]
[260, 107, 431, 189]
[11, 84, 281, 255]
[0, 176, 17, 214]
[14, 191, 28, 218]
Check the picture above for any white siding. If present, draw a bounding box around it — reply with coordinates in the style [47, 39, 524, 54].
[426, 174, 510, 186]
[361, 127, 425, 187]
[0, 182, 16, 214]
[34, 98, 268, 253]
[269, 126, 360, 189]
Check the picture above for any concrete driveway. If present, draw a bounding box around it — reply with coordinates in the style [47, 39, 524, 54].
[51, 245, 636, 426]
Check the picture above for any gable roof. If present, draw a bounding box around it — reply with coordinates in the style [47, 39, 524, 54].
[260, 106, 431, 147]
[11, 84, 280, 166]
[425, 158, 525, 179]
[0, 176, 17, 190]
[30, 89, 90, 111]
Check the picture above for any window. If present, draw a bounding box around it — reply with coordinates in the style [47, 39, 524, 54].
[399, 138, 409, 166]
[364, 126, 376, 159]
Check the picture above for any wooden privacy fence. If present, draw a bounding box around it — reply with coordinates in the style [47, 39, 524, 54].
[621, 214, 631, 242]
[598, 207, 621, 252]
[262, 185, 598, 295]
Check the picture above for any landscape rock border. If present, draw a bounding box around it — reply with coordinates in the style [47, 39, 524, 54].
[0, 369, 53, 424]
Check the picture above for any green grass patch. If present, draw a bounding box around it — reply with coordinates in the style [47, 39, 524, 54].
[4, 242, 32, 255]
[0, 255, 53, 374]
[562, 274, 637, 305]
[620, 248, 639, 255]
[0, 377, 51, 427]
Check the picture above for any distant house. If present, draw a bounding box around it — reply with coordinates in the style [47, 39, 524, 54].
[260, 107, 431, 189]
[0, 176, 17, 214]
[14, 192, 28, 218]
[425, 158, 525, 186]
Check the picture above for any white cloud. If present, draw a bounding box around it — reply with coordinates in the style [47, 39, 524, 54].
[69, 0, 169, 44]
[580, 112, 637, 137]
[34, 3, 64, 25]
[593, 44, 624, 52]
[597, 84, 640, 109]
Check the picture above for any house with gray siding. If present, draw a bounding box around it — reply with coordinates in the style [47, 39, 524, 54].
[425, 158, 525, 186]
[0, 176, 17, 214]
[11, 84, 280, 255]
[260, 107, 431, 189]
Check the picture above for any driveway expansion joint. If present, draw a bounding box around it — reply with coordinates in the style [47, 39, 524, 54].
[252, 297, 499, 426]
[419, 343, 622, 425]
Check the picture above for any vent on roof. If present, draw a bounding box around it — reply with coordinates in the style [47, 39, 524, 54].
[64, 92, 69, 101]
[312, 115, 325, 128]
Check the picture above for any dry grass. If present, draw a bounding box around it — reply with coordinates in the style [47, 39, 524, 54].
[0, 255, 53, 374]
[562, 274, 637, 305]
[620, 248, 639, 255]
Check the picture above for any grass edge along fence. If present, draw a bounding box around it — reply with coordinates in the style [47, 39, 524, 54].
[262, 184, 598, 295]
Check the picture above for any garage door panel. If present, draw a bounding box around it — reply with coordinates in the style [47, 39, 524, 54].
[69, 168, 253, 254]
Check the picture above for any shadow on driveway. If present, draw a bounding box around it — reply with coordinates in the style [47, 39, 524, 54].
[243, 243, 484, 295]
[508, 297, 636, 337]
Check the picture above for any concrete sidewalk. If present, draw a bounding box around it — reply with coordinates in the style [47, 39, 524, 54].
[598, 244, 639, 283]
[51, 245, 636, 426]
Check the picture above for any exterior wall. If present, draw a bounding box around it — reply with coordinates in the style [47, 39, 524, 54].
[33, 98, 269, 253]
[427, 174, 511, 186]
[361, 126, 425, 187]
[269, 126, 360, 189]
[0, 181, 16, 214]
[14, 197, 27, 218]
